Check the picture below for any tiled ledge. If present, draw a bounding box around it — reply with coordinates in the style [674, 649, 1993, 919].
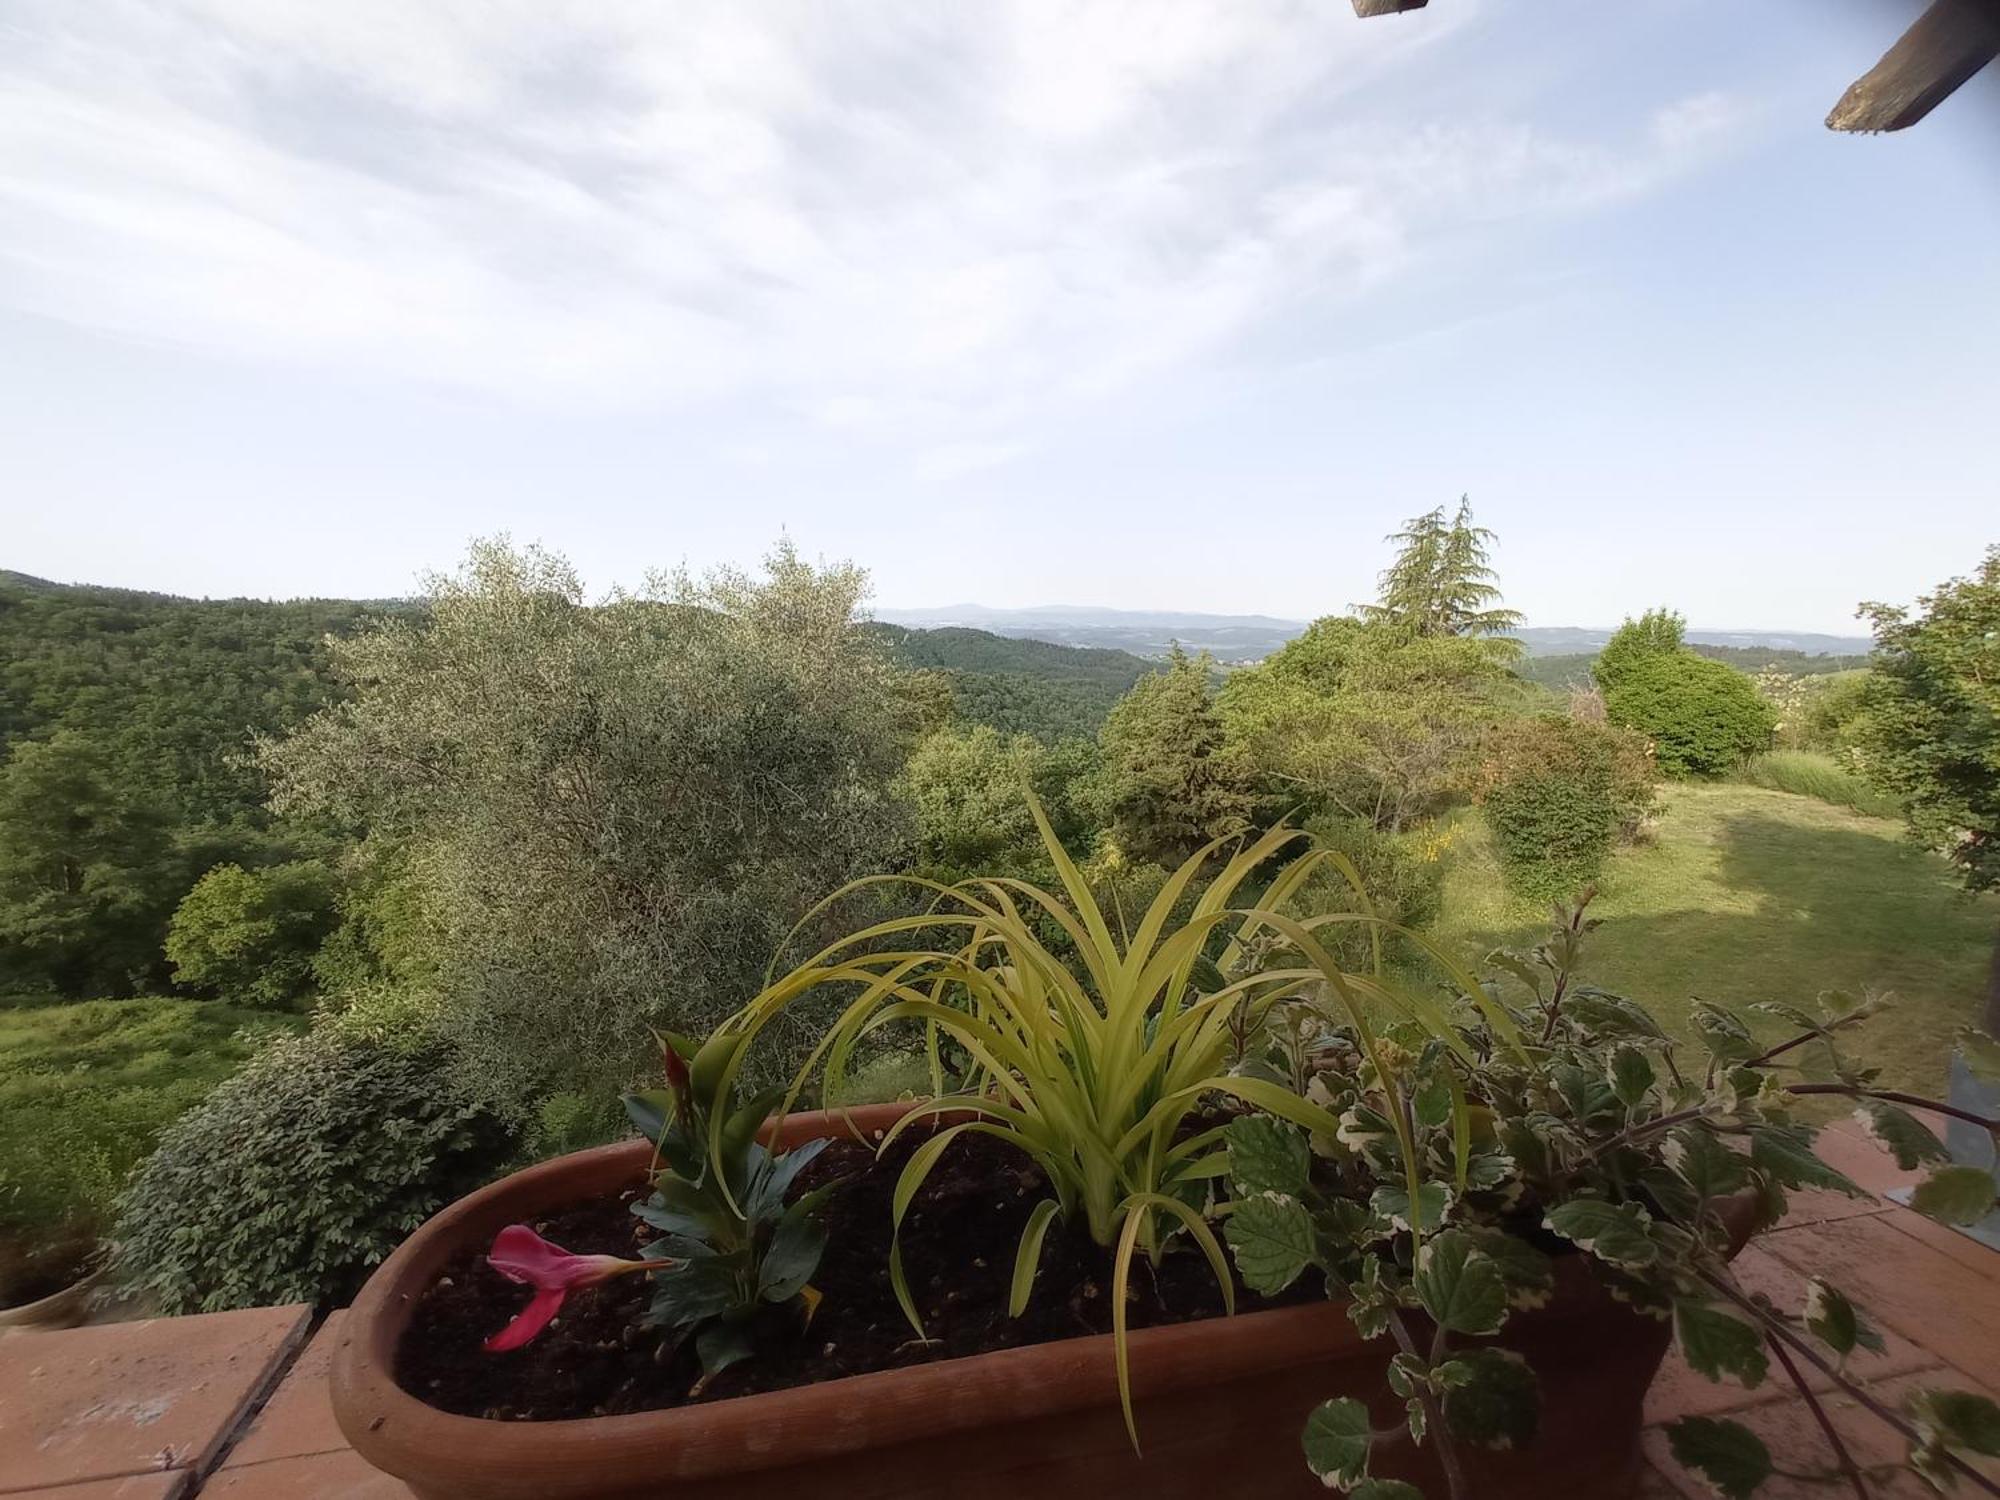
[4, 1121, 1994, 1499]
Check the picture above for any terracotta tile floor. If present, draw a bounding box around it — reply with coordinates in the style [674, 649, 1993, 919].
[2, 1119, 1993, 1499]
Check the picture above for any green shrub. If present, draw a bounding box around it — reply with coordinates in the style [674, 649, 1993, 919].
[1479, 715, 1656, 898]
[1604, 653, 1775, 778]
[1288, 815, 1449, 970]
[1737, 751, 1899, 819]
[110, 1029, 519, 1312]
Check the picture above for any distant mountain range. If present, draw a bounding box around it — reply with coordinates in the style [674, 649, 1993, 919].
[870, 605, 1872, 664]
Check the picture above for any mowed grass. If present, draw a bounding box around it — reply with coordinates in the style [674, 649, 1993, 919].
[0, 996, 302, 1250]
[1430, 783, 1998, 1095]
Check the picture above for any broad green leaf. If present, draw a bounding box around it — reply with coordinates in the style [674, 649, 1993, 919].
[1438, 1347, 1538, 1450]
[693, 1317, 756, 1379]
[1802, 1277, 1882, 1359]
[1351, 1482, 1424, 1500]
[1692, 1003, 1758, 1062]
[1223, 1114, 1310, 1198]
[1553, 1061, 1619, 1124]
[1461, 1226, 1554, 1309]
[1640, 1166, 1703, 1227]
[1301, 1397, 1372, 1487]
[1609, 1044, 1656, 1110]
[1748, 1126, 1866, 1199]
[648, 1258, 741, 1329]
[1908, 1387, 2000, 1456]
[1909, 1164, 1998, 1225]
[1667, 1416, 1773, 1499]
[1662, 1126, 1750, 1200]
[1564, 988, 1668, 1041]
[1371, 1182, 1450, 1235]
[1853, 1102, 1948, 1170]
[1673, 1300, 1768, 1388]
[756, 1200, 826, 1302]
[1412, 1229, 1507, 1336]
[1543, 1197, 1657, 1270]
[1225, 1192, 1318, 1295]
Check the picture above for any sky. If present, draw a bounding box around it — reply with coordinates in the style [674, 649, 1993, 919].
[2, 0, 1997, 633]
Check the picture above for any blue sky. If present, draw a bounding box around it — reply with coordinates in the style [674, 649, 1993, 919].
[2, 0, 1996, 632]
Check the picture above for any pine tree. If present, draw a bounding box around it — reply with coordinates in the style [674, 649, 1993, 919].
[1361, 496, 1523, 640]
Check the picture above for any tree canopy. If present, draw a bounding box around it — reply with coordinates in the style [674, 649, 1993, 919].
[1359, 497, 1523, 641]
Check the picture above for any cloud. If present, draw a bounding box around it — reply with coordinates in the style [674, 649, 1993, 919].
[0, 1, 1748, 469]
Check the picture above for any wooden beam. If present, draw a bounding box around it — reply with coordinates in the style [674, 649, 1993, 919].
[1827, 0, 2000, 132]
[1352, 0, 1429, 16]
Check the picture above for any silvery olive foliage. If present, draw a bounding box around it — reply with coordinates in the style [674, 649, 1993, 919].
[1215, 894, 2000, 1499]
[256, 538, 919, 1101]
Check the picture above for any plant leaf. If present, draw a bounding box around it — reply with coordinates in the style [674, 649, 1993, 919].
[1008, 1199, 1060, 1318]
[1673, 1300, 1769, 1388]
[1662, 1126, 1750, 1200]
[1565, 988, 1668, 1041]
[1371, 1182, 1450, 1235]
[693, 1317, 756, 1379]
[1543, 1198, 1657, 1270]
[1301, 1396, 1372, 1487]
[756, 1199, 827, 1302]
[1222, 1114, 1310, 1198]
[1909, 1164, 1998, 1225]
[1413, 1229, 1507, 1336]
[1748, 1126, 1866, 1199]
[1908, 1387, 2000, 1456]
[1225, 1193, 1318, 1295]
[1438, 1347, 1538, 1450]
[1460, 1226, 1555, 1309]
[1802, 1277, 1882, 1358]
[1667, 1416, 1773, 1499]
[1351, 1482, 1424, 1500]
[1853, 1102, 1948, 1171]
[1609, 1045, 1656, 1110]
[1692, 1003, 1758, 1063]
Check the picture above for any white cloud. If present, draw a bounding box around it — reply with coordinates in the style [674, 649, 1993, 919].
[0, 1, 1749, 470]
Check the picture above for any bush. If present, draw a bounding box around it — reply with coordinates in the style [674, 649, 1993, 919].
[1479, 716, 1656, 898]
[1604, 653, 1775, 778]
[110, 1029, 519, 1312]
[1738, 751, 1900, 819]
[166, 860, 339, 1008]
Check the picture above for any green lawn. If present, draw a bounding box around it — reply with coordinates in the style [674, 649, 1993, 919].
[0, 996, 303, 1254]
[1430, 783, 1998, 1095]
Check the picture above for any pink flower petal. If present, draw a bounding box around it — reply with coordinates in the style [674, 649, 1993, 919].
[483, 1285, 566, 1352]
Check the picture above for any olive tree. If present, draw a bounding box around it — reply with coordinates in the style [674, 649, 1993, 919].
[256, 539, 917, 1097]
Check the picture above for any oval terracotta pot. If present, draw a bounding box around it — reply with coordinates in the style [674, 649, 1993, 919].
[334, 1102, 1695, 1500]
[0, 1259, 104, 1333]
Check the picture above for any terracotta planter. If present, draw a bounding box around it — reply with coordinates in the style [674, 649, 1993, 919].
[333, 1102, 1688, 1500]
[0, 1260, 103, 1334]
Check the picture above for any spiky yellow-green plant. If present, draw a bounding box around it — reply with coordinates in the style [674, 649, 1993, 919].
[697, 793, 1518, 1445]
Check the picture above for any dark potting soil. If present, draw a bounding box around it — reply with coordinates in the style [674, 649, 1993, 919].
[398, 1121, 1321, 1421]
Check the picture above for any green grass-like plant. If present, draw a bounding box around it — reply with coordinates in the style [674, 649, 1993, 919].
[701, 793, 1519, 1444]
[1737, 750, 1899, 819]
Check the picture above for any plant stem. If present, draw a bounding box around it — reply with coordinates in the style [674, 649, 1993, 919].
[1588, 1104, 1710, 1160]
[1698, 1267, 2000, 1499]
[1784, 1083, 2000, 1133]
[1387, 1308, 1465, 1500]
[1765, 1331, 1872, 1500]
